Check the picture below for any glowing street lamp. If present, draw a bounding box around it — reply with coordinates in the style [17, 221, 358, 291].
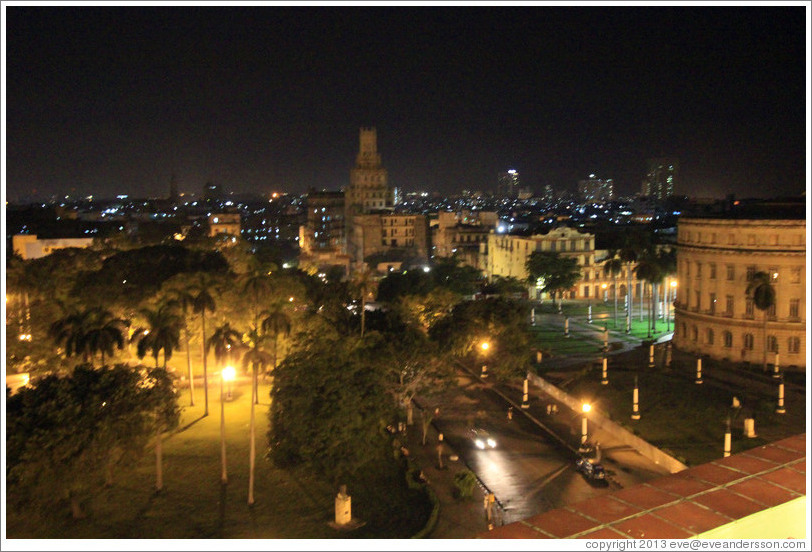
[480, 341, 490, 379]
[222, 365, 236, 400]
[579, 402, 591, 452]
[602, 283, 608, 304]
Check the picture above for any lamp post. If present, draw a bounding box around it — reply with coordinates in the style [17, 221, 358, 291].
[772, 348, 781, 379]
[587, 301, 592, 324]
[723, 417, 732, 457]
[695, 357, 703, 385]
[480, 341, 489, 379]
[222, 365, 236, 400]
[601, 356, 608, 385]
[631, 376, 641, 420]
[220, 366, 230, 484]
[579, 403, 591, 453]
[522, 377, 530, 409]
[602, 283, 608, 304]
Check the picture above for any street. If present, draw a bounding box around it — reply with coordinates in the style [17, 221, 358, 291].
[423, 366, 672, 525]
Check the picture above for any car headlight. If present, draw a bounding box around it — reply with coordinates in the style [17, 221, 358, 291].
[475, 439, 485, 449]
[487, 438, 497, 448]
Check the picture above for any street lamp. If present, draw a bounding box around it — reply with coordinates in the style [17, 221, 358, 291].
[480, 341, 490, 379]
[219, 364, 235, 484]
[222, 365, 236, 400]
[602, 283, 608, 304]
[579, 403, 591, 453]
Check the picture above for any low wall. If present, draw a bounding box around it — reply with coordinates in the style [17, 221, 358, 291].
[527, 373, 689, 474]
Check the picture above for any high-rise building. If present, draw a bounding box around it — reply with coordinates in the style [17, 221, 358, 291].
[577, 174, 614, 203]
[497, 169, 520, 198]
[642, 158, 678, 200]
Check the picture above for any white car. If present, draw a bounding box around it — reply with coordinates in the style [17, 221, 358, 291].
[470, 428, 497, 450]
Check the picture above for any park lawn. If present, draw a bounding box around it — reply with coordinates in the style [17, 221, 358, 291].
[554, 362, 806, 467]
[6, 379, 431, 539]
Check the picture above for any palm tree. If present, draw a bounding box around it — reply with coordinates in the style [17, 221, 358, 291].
[261, 308, 291, 378]
[240, 326, 273, 506]
[49, 305, 95, 364]
[352, 264, 376, 337]
[635, 252, 663, 339]
[240, 268, 274, 328]
[603, 249, 623, 328]
[134, 303, 183, 369]
[191, 274, 219, 416]
[746, 271, 777, 371]
[207, 322, 243, 484]
[83, 308, 130, 366]
[164, 285, 197, 406]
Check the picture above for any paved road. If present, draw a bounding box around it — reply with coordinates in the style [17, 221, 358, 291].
[422, 368, 669, 526]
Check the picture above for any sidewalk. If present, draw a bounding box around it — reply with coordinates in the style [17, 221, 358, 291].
[400, 406, 491, 538]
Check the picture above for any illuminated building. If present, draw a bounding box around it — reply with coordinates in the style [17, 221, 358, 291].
[642, 157, 678, 200]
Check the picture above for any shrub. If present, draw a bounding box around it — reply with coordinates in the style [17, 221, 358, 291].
[453, 469, 478, 499]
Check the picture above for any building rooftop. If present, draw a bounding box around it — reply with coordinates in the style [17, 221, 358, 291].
[480, 434, 806, 539]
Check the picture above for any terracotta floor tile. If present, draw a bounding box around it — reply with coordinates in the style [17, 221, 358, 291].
[523, 508, 599, 538]
[649, 473, 714, 497]
[760, 467, 807, 494]
[654, 501, 733, 535]
[612, 484, 679, 510]
[573, 495, 643, 524]
[686, 463, 746, 486]
[728, 478, 797, 507]
[613, 513, 692, 539]
[693, 488, 766, 520]
[576, 527, 630, 539]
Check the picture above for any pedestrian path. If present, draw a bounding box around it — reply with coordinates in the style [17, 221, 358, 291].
[400, 404, 491, 538]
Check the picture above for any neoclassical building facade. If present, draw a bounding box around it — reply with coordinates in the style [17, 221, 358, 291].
[673, 215, 806, 370]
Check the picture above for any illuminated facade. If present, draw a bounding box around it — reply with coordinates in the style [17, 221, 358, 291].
[208, 213, 241, 238]
[12, 234, 94, 260]
[674, 215, 806, 370]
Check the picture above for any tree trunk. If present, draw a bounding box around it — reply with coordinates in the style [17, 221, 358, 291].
[248, 364, 256, 505]
[613, 274, 619, 327]
[155, 427, 163, 492]
[186, 328, 195, 406]
[202, 314, 209, 416]
[220, 376, 227, 484]
[407, 401, 414, 425]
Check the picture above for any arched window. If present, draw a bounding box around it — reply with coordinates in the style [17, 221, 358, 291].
[788, 337, 800, 354]
[744, 334, 754, 350]
[691, 326, 698, 342]
[723, 331, 733, 348]
[767, 335, 778, 353]
[706, 328, 714, 345]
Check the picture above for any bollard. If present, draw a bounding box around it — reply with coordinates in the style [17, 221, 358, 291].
[601, 357, 608, 385]
[603, 327, 609, 351]
[648, 344, 655, 368]
[536, 350, 542, 364]
[773, 352, 781, 379]
[530, 307, 535, 326]
[631, 376, 641, 420]
[481, 364, 488, 379]
[564, 317, 570, 338]
[695, 358, 703, 384]
[522, 378, 530, 409]
[625, 312, 631, 334]
[723, 419, 732, 458]
[587, 304, 592, 324]
[776, 381, 786, 414]
[743, 418, 757, 438]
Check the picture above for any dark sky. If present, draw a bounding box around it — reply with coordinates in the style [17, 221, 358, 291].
[4, 5, 808, 201]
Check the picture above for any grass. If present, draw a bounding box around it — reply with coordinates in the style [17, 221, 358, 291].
[545, 352, 806, 467]
[5, 378, 431, 539]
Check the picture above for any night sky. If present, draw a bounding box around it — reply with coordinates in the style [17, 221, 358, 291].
[4, 5, 808, 201]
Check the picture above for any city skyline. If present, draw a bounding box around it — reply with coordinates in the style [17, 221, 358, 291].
[4, 4, 809, 202]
